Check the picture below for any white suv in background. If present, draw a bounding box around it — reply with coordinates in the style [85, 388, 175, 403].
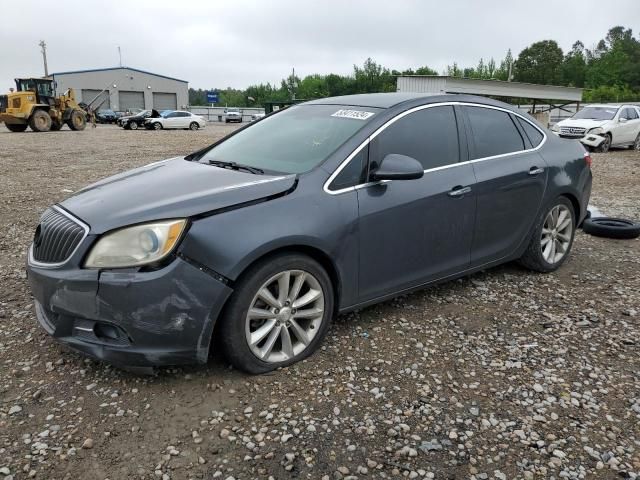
[552, 104, 640, 152]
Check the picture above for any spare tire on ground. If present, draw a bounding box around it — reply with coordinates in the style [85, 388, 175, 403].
[582, 217, 640, 239]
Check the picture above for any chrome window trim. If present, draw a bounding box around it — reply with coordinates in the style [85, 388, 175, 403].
[323, 101, 547, 195]
[28, 205, 90, 269]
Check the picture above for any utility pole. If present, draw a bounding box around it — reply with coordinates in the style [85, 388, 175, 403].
[39, 40, 48, 77]
[118, 46, 122, 67]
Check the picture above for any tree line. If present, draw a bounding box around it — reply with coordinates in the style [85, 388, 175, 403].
[189, 26, 640, 107]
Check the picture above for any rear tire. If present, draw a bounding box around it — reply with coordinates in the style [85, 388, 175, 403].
[67, 110, 86, 131]
[219, 253, 334, 374]
[519, 196, 576, 273]
[189, 122, 199, 131]
[631, 133, 640, 151]
[29, 110, 52, 132]
[5, 123, 28, 132]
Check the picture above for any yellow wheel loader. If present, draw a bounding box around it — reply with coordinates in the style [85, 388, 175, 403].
[0, 78, 87, 132]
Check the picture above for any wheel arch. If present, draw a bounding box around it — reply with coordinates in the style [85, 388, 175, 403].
[559, 192, 580, 219]
[231, 244, 342, 314]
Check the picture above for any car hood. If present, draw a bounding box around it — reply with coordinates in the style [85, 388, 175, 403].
[60, 157, 296, 233]
[557, 119, 607, 129]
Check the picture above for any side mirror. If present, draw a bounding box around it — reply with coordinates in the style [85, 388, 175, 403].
[371, 154, 424, 181]
[619, 117, 628, 123]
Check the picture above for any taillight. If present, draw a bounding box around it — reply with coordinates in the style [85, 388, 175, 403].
[584, 152, 592, 168]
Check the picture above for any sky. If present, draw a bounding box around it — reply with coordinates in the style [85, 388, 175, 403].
[1, 0, 639, 91]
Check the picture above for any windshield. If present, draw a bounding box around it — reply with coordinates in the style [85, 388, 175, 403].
[200, 104, 379, 174]
[572, 107, 619, 121]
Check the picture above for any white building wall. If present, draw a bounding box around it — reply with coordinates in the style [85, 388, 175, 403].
[51, 67, 189, 111]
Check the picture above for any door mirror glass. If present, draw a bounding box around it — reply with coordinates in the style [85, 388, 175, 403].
[371, 154, 424, 181]
[619, 116, 628, 123]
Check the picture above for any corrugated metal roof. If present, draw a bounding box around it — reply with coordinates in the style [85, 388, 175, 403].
[397, 75, 582, 102]
[50, 66, 188, 83]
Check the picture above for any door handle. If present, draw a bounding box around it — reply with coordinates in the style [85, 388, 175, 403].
[448, 186, 472, 197]
[528, 167, 545, 175]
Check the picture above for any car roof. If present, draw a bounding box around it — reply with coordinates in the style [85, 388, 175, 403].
[302, 92, 525, 113]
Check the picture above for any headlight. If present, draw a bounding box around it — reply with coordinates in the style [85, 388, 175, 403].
[84, 219, 187, 268]
[550, 124, 560, 132]
[588, 127, 604, 135]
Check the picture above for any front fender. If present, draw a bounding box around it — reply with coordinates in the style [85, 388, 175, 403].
[177, 184, 360, 309]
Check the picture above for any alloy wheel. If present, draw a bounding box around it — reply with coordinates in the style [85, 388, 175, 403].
[541, 204, 573, 264]
[634, 134, 640, 151]
[245, 270, 325, 363]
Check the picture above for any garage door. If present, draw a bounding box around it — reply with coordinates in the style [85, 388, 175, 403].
[82, 89, 110, 109]
[153, 92, 177, 111]
[118, 91, 145, 111]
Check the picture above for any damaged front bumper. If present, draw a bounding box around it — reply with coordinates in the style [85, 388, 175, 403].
[579, 134, 606, 149]
[27, 252, 233, 368]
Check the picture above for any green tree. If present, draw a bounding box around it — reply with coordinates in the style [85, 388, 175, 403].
[513, 40, 564, 84]
[562, 41, 587, 87]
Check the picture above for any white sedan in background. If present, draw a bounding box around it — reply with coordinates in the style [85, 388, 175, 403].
[145, 111, 206, 131]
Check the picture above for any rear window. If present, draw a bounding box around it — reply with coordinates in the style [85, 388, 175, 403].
[465, 106, 525, 159]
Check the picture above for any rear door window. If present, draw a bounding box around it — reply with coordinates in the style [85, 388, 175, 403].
[465, 106, 525, 159]
[516, 117, 545, 147]
[370, 105, 460, 171]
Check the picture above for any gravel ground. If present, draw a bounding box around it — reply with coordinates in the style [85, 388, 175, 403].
[1, 125, 639, 480]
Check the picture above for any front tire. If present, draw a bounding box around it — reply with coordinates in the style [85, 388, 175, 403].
[130, 122, 139, 130]
[67, 110, 86, 131]
[519, 197, 576, 273]
[219, 253, 334, 374]
[29, 110, 52, 132]
[152, 122, 162, 130]
[5, 123, 28, 132]
[597, 133, 612, 153]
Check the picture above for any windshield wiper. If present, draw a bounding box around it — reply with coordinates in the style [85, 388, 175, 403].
[207, 159, 264, 175]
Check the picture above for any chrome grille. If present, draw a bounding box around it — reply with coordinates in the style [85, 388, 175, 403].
[559, 126, 586, 138]
[31, 208, 87, 265]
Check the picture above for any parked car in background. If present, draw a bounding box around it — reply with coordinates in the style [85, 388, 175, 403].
[96, 109, 118, 124]
[551, 104, 640, 152]
[118, 109, 160, 130]
[26, 93, 592, 373]
[144, 110, 206, 130]
[251, 112, 266, 121]
[225, 109, 242, 123]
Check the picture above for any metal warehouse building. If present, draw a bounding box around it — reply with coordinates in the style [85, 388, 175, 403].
[50, 67, 188, 112]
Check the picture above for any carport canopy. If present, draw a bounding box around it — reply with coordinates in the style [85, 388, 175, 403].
[396, 76, 583, 113]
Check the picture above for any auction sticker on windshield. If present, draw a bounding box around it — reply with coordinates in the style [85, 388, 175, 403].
[331, 109, 375, 120]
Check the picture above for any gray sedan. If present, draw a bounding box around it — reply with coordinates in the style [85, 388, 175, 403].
[26, 93, 592, 373]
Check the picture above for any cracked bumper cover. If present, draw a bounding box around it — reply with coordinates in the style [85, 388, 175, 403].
[579, 134, 606, 148]
[27, 256, 233, 367]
